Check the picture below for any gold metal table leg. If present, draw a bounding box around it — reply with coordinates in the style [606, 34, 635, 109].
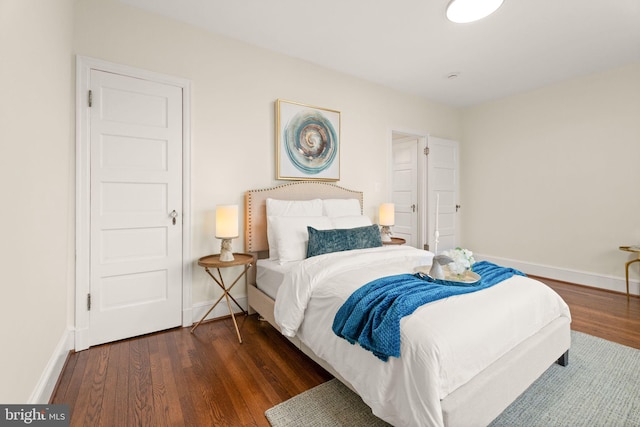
[190, 291, 226, 334]
[190, 265, 250, 343]
[624, 257, 640, 301]
[223, 287, 243, 343]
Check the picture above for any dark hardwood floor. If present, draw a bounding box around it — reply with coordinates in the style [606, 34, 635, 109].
[51, 279, 640, 426]
[534, 277, 640, 349]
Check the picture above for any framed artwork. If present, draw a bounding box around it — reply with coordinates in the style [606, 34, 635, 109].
[275, 99, 341, 181]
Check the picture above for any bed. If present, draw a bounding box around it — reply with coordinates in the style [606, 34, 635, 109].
[245, 181, 571, 427]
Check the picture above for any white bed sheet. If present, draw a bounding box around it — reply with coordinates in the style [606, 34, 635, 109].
[256, 259, 296, 299]
[273, 246, 571, 427]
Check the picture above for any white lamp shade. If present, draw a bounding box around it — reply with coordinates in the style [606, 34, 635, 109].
[379, 203, 395, 226]
[446, 0, 504, 23]
[215, 205, 239, 239]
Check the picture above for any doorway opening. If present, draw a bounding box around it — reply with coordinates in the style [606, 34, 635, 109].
[390, 131, 460, 253]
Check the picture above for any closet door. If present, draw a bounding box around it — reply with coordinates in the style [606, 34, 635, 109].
[428, 136, 460, 254]
[88, 69, 183, 346]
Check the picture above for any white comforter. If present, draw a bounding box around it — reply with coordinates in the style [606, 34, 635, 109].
[274, 246, 571, 426]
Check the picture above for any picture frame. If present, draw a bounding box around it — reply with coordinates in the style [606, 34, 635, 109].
[275, 99, 341, 181]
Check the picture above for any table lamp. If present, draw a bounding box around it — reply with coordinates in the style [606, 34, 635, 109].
[379, 203, 395, 243]
[216, 204, 238, 262]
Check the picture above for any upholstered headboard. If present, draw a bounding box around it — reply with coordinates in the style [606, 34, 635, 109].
[245, 181, 364, 257]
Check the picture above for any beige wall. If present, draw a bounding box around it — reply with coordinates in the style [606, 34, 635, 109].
[461, 62, 640, 286]
[73, 0, 461, 304]
[0, 0, 74, 403]
[1, 0, 460, 403]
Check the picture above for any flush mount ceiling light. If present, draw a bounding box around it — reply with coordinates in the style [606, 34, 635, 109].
[446, 0, 504, 23]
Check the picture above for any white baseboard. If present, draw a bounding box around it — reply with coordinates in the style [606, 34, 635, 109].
[29, 327, 74, 404]
[190, 296, 248, 325]
[478, 254, 640, 296]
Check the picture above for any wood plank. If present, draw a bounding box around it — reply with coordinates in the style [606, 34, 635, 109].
[99, 340, 129, 427]
[55, 346, 89, 407]
[128, 338, 154, 426]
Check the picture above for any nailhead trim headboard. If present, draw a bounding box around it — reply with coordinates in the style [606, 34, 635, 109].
[245, 181, 364, 257]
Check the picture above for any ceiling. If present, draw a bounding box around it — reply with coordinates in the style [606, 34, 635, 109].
[119, 0, 640, 107]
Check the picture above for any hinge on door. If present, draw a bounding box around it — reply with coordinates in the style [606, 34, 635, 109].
[424, 147, 429, 156]
[87, 293, 91, 311]
[88, 90, 92, 107]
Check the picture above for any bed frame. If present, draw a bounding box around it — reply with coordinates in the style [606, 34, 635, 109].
[245, 181, 570, 427]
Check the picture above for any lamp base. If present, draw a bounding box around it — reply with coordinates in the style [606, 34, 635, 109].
[380, 225, 392, 242]
[219, 239, 235, 262]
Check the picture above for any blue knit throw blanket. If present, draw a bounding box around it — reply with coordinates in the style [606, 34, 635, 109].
[332, 261, 525, 361]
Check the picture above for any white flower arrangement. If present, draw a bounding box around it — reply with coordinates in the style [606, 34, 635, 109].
[442, 247, 476, 276]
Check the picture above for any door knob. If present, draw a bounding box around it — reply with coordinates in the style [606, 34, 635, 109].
[170, 210, 178, 225]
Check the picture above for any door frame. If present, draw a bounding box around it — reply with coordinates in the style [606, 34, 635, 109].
[75, 56, 192, 351]
[389, 129, 428, 250]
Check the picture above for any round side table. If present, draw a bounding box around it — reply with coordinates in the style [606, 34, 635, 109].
[191, 253, 253, 343]
[383, 237, 406, 246]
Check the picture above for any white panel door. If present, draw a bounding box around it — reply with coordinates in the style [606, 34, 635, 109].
[392, 139, 418, 247]
[428, 137, 459, 254]
[89, 69, 183, 346]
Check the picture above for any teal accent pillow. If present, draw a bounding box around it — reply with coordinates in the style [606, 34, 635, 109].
[306, 224, 383, 258]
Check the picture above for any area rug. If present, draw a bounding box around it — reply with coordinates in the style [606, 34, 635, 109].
[265, 331, 640, 426]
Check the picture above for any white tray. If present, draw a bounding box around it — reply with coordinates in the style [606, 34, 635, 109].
[414, 265, 481, 285]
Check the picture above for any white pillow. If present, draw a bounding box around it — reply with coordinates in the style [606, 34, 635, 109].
[266, 198, 323, 216]
[322, 199, 362, 217]
[330, 215, 372, 229]
[266, 198, 323, 259]
[268, 216, 333, 263]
